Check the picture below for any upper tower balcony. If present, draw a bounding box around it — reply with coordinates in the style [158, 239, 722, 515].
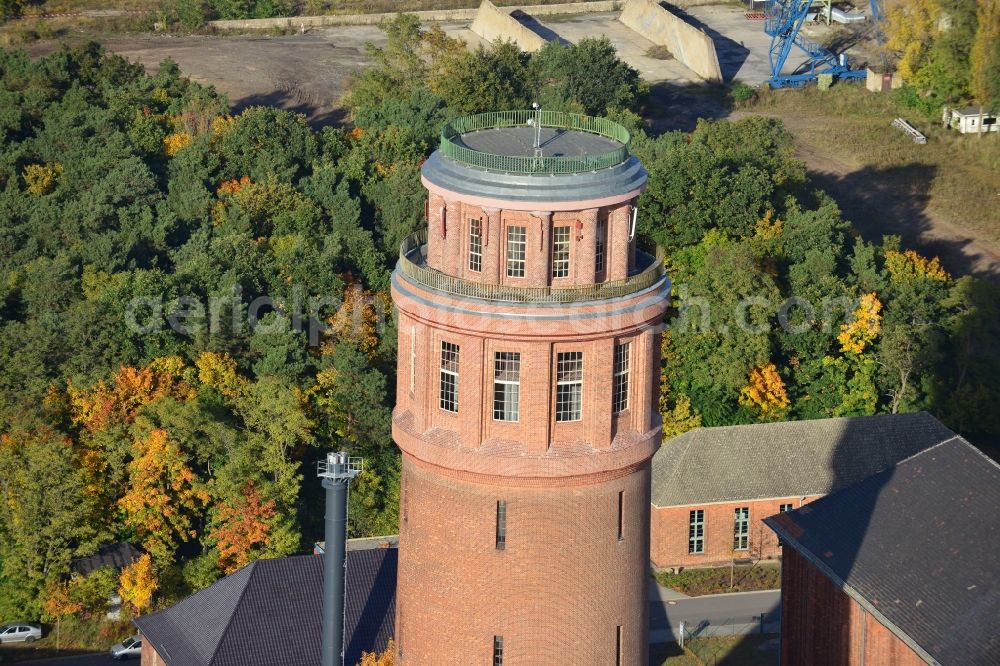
[416, 111, 653, 293]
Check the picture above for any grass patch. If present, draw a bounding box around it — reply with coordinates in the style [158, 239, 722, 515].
[646, 44, 674, 60]
[748, 84, 1000, 247]
[686, 635, 779, 666]
[651, 642, 700, 666]
[655, 563, 780, 596]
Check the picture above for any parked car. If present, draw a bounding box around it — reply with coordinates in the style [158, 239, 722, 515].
[110, 635, 143, 660]
[0, 624, 41, 643]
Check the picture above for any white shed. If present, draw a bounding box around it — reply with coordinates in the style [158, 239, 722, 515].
[943, 106, 999, 134]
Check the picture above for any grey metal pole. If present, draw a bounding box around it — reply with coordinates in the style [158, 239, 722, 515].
[322, 476, 348, 666]
[318, 452, 362, 666]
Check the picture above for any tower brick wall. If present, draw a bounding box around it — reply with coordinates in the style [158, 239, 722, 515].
[393, 115, 667, 665]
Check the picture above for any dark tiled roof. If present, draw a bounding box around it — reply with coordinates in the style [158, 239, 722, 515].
[765, 437, 1000, 665]
[71, 542, 141, 575]
[134, 549, 396, 666]
[651, 412, 955, 506]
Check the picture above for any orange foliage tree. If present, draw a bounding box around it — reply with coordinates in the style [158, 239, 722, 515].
[210, 481, 277, 574]
[357, 639, 395, 666]
[119, 428, 209, 563]
[42, 581, 83, 651]
[119, 554, 158, 616]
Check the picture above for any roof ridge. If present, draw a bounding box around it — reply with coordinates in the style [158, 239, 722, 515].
[209, 559, 259, 666]
[892, 434, 967, 468]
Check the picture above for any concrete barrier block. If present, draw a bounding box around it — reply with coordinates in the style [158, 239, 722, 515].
[619, 0, 722, 83]
[470, 0, 549, 52]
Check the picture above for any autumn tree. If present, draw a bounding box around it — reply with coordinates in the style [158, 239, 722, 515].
[210, 481, 277, 574]
[739, 363, 791, 420]
[119, 428, 209, 564]
[42, 581, 82, 651]
[119, 554, 158, 616]
[358, 640, 396, 666]
[970, 0, 1000, 114]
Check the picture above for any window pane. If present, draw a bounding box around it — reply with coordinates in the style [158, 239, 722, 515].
[469, 218, 482, 272]
[556, 352, 583, 422]
[496, 501, 506, 550]
[494, 352, 520, 421]
[613, 342, 630, 414]
[734, 507, 749, 551]
[506, 226, 526, 278]
[439, 342, 459, 413]
[595, 216, 606, 274]
[552, 226, 570, 278]
[689, 509, 704, 554]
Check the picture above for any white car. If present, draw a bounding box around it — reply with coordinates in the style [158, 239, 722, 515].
[110, 635, 143, 660]
[0, 624, 41, 643]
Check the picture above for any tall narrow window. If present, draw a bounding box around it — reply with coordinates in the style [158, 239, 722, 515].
[688, 509, 705, 554]
[493, 352, 520, 421]
[778, 503, 793, 546]
[506, 226, 526, 278]
[615, 625, 622, 666]
[617, 491, 624, 542]
[552, 226, 570, 278]
[493, 636, 504, 666]
[409, 325, 416, 393]
[555, 352, 583, 422]
[612, 342, 630, 414]
[496, 500, 506, 550]
[595, 216, 606, 274]
[734, 507, 749, 551]
[439, 341, 459, 413]
[469, 218, 482, 272]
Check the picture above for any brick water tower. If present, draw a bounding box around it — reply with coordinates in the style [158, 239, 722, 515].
[391, 110, 669, 665]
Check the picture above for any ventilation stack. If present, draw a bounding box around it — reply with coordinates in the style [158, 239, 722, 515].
[318, 451, 362, 666]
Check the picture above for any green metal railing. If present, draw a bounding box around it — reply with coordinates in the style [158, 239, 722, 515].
[439, 111, 631, 174]
[398, 230, 665, 304]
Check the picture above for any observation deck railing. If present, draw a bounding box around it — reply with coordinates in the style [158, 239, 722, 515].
[439, 111, 632, 175]
[398, 230, 665, 304]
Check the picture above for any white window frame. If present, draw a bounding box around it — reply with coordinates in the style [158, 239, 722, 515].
[612, 342, 630, 414]
[493, 352, 521, 422]
[734, 507, 750, 551]
[552, 225, 570, 278]
[506, 226, 526, 278]
[469, 218, 482, 273]
[555, 351, 583, 422]
[439, 341, 459, 413]
[689, 509, 705, 554]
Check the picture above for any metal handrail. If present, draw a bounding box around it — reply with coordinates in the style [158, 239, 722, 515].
[439, 111, 631, 175]
[397, 230, 665, 304]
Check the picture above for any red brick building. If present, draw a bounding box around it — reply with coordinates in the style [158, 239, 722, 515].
[650, 413, 955, 569]
[765, 436, 1000, 665]
[391, 111, 668, 665]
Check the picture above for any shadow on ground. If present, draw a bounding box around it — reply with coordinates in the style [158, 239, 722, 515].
[661, 1, 750, 83]
[232, 90, 349, 128]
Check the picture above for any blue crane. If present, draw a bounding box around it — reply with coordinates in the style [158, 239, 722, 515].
[764, 0, 868, 88]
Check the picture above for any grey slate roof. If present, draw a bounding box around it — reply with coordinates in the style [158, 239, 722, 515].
[134, 548, 396, 666]
[765, 437, 1000, 666]
[71, 542, 140, 575]
[651, 412, 955, 507]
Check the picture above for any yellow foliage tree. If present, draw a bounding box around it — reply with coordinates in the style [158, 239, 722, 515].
[884, 0, 940, 80]
[22, 162, 63, 196]
[885, 249, 950, 283]
[739, 363, 790, 418]
[837, 293, 882, 355]
[357, 640, 396, 666]
[328, 283, 384, 359]
[119, 554, 158, 616]
[162, 131, 191, 156]
[196, 351, 248, 399]
[119, 429, 209, 563]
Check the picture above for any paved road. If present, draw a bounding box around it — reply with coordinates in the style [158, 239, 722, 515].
[650, 584, 781, 642]
[5, 653, 121, 666]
